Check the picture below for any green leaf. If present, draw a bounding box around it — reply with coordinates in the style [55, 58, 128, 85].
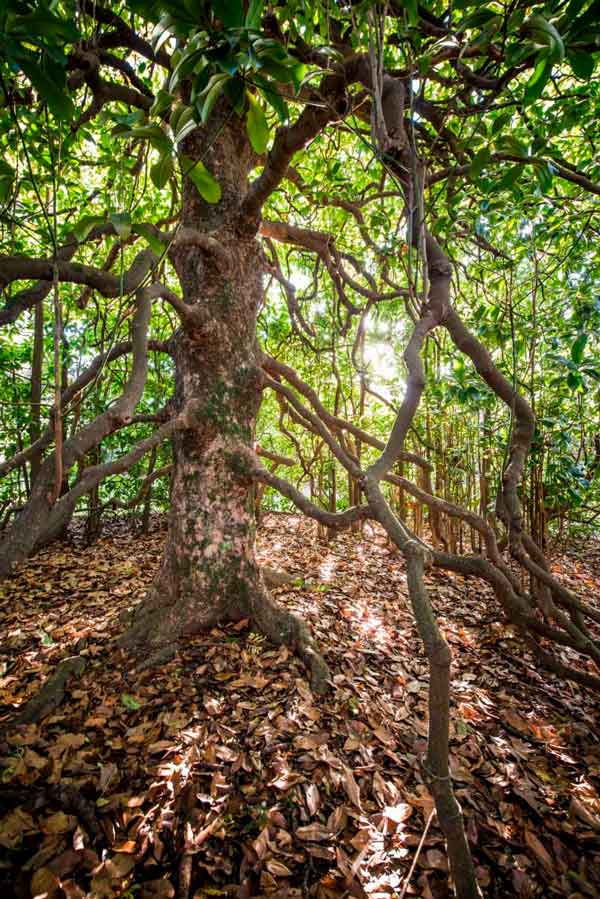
[169, 48, 205, 94]
[257, 57, 297, 84]
[571, 332, 587, 364]
[458, 6, 499, 31]
[72, 215, 106, 242]
[150, 151, 175, 190]
[497, 165, 522, 190]
[151, 13, 174, 55]
[405, 0, 419, 27]
[212, 0, 244, 28]
[246, 92, 269, 153]
[181, 156, 222, 203]
[416, 54, 431, 74]
[0, 160, 15, 203]
[492, 112, 512, 135]
[120, 693, 141, 710]
[110, 212, 132, 241]
[523, 14, 565, 61]
[245, 0, 264, 28]
[198, 74, 229, 124]
[496, 135, 527, 157]
[535, 161, 553, 193]
[117, 124, 172, 155]
[16, 53, 74, 120]
[567, 50, 595, 79]
[253, 74, 288, 122]
[133, 223, 166, 257]
[523, 56, 553, 104]
[224, 76, 246, 115]
[173, 107, 197, 143]
[150, 89, 174, 117]
[469, 147, 492, 178]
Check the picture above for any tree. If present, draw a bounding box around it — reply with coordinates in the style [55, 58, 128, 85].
[2, 2, 600, 895]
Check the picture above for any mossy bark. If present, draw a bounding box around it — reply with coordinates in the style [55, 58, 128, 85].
[121, 109, 328, 692]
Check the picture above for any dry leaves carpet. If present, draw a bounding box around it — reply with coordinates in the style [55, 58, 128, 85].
[0, 515, 599, 899]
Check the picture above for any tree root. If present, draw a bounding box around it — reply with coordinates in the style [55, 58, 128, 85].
[136, 643, 177, 671]
[17, 655, 87, 724]
[116, 565, 330, 694]
[0, 784, 103, 845]
[525, 638, 600, 691]
[251, 585, 330, 695]
[262, 566, 296, 587]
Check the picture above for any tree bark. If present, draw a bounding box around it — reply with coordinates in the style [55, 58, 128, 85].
[29, 300, 44, 487]
[121, 109, 329, 692]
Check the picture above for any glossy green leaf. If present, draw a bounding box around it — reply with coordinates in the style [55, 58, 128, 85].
[246, 92, 269, 153]
[73, 215, 106, 243]
[110, 212, 132, 240]
[245, 0, 264, 28]
[524, 56, 553, 104]
[198, 74, 230, 124]
[0, 160, 15, 203]
[133, 223, 166, 256]
[212, 0, 244, 28]
[253, 74, 288, 122]
[571, 332, 588, 364]
[150, 151, 175, 190]
[470, 147, 492, 178]
[120, 693, 141, 710]
[16, 53, 74, 120]
[535, 161, 553, 193]
[567, 50, 595, 79]
[405, 0, 419, 27]
[181, 156, 222, 203]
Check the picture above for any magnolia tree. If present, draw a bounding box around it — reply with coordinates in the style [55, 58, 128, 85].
[1, 2, 600, 894]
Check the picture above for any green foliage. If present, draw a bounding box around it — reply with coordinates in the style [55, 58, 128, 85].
[1, 0, 600, 539]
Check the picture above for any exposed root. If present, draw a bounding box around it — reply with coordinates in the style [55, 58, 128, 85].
[116, 577, 330, 693]
[136, 643, 178, 671]
[251, 585, 331, 695]
[262, 566, 296, 587]
[0, 784, 103, 845]
[526, 637, 600, 691]
[17, 655, 86, 724]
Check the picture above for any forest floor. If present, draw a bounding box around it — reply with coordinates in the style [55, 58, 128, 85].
[0, 515, 599, 899]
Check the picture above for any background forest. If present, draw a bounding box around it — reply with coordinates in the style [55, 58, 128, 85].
[1, 1, 600, 898]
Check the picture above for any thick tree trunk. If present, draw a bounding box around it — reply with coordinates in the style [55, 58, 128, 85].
[122, 110, 329, 692]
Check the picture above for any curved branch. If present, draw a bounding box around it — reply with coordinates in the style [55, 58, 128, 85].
[263, 374, 360, 476]
[0, 249, 156, 300]
[83, 6, 171, 69]
[240, 449, 370, 529]
[105, 464, 173, 511]
[0, 222, 131, 325]
[0, 287, 157, 575]
[0, 339, 171, 481]
[262, 354, 431, 471]
[242, 58, 374, 219]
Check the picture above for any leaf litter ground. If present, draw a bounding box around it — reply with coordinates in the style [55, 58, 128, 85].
[1, 515, 599, 898]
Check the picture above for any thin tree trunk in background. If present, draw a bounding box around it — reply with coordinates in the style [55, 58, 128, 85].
[30, 300, 44, 488]
[84, 446, 102, 543]
[326, 462, 337, 541]
[141, 447, 157, 534]
[397, 460, 406, 521]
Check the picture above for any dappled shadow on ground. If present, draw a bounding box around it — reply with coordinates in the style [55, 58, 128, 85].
[1, 515, 599, 898]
